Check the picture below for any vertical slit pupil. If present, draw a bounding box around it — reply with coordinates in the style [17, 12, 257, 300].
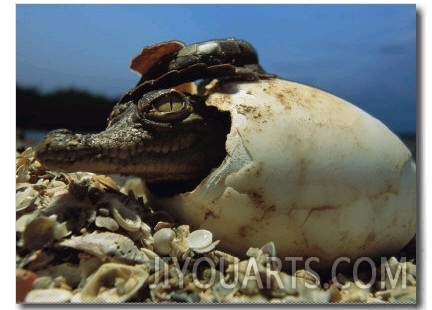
[153, 94, 180, 113]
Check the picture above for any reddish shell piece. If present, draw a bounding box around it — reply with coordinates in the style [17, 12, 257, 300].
[115, 63, 237, 107]
[16, 269, 38, 302]
[130, 41, 185, 75]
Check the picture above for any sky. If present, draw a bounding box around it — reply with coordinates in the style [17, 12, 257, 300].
[16, 4, 416, 133]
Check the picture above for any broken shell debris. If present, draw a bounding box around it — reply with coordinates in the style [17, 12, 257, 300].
[16, 147, 416, 303]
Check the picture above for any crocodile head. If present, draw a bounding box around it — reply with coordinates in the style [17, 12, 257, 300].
[35, 89, 231, 193]
[35, 38, 274, 195]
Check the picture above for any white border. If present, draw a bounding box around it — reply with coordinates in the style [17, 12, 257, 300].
[6, 1, 429, 309]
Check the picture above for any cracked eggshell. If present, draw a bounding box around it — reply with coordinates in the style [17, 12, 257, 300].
[149, 78, 416, 269]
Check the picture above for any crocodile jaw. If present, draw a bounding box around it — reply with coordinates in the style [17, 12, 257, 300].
[35, 126, 215, 182]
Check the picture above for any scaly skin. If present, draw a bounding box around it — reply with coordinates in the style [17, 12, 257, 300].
[35, 90, 231, 189]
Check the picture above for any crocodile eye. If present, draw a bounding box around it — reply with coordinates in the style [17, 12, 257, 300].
[139, 90, 192, 123]
[152, 93, 184, 113]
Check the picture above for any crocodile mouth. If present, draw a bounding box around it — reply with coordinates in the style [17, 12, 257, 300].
[36, 127, 217, 180]
[35, 105, 231, 189]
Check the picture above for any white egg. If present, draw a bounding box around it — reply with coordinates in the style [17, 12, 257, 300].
[148, 78, 416, 270]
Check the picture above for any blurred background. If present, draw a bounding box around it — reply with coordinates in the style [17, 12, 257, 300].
[16, 4, 416, 155]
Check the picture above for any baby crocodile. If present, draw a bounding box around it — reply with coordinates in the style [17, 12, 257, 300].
[35, 38, 272, 194]
[36, 89, 231, 194]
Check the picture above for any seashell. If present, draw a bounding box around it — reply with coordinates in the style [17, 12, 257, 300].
[140, 222, 153, 240]
[338, 283, 370, 303]
[153, 228, 175, 256]
[91, 174, 119, 191]
[149, 78, 416, 270]
[379, 256, 416, 289]
[19, 146, 35, 157]
[19, 249, 54, 271]
[121, 177, 147, 198]
[23, 217, 54, 250]
[79, 263, 149, 303]
[213, 250, 240, 266]
[52, 276, 72, 291]
[110, 204, 141, 232]
[32, 276, 54, 289]
[24, 288, 72, 303]
[16, 187, 38, 212]
[127, 221, 154, 249]
[187, 229, 220, 254]
[170, 225, 190, 257]
[187, 229, 212, 249]
[260, 242, 276, 258]
[16, 147, 34, 169]
[148, 225, 190, 259]
[16, 182, 33, 192]
[95, 216, 119, 231]
[245, 242, 276, 266]
[272, 272, 299, 297]
[16, 164, 30, 183]
[101, 194, 142, 232]
[154, 221, 174, 231]
[49, 179, 68, 189]
[294, 269, 320, 287]
[59, 231, 148, 264]
[52, 220, 72, 240]
[16, 155, 30, 170]
[98, 207, 110, 216]
[141, 248, 160, 260]
[16, 213, 37, 233]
